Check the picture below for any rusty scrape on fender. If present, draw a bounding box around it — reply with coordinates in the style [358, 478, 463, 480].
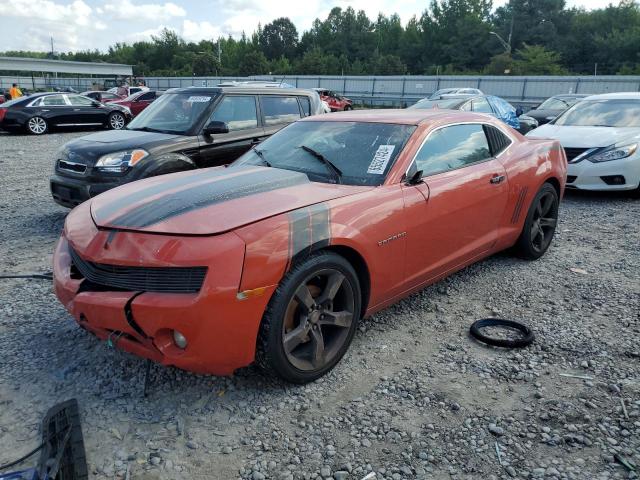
[287, 203, 331, 270]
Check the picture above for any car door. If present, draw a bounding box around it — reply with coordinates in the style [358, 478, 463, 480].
[130, 91, 155, 115]
[261, 95, 302, 137]
[196, 94, 264, 167]
[66, 94, 105, 125]
[35, 94, 74, 126]
[401, 123, 509, 288]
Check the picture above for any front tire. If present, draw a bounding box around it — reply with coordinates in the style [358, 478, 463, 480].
[107, 112, 126, 130]
[27, 116, 48, 135]
[256, 251, 361, 384]
[514, 183, 559, 260]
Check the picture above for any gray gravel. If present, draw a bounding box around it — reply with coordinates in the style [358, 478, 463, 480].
[0, 131, 639, 480]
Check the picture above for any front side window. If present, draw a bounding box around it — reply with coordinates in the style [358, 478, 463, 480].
[68, 95, 95, 106]
[414, 124, 491, 177]
[262, 96, 301, 125]
[138, 92, 156, 101]
[233, 121, 416, 186]
[127, 92, 218, 134]
[209, 95, 258, 131]
[472, 97, 493, 113]
[42, 95, 67, 106]
[554, 99, 640, 127]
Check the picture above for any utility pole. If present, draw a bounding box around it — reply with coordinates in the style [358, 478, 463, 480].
[594, 63, 598, 76]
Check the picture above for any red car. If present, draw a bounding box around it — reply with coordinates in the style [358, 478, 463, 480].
[80, 91, 124, 104]
[110, 90, 160, 116]
[314, 88, 353, 111]
[53, 110, 566, 383]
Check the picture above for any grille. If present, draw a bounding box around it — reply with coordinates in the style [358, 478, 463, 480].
[563, 148, 589, 162]
[70, 247, 207, 293]
[58, 159, 87, 174]
[566, 175, 577, 183]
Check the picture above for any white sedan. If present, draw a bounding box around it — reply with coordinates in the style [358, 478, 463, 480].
[527, 92, 640, 193]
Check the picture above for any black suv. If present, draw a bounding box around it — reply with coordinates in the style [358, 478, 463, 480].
[50, 86, 324, 208]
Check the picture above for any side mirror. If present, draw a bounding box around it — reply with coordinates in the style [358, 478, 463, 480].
[515, 106, 524, 116]
[203, 120, 229, 136]
[405, 169, 424, 185]
[92, 101, 101, 107]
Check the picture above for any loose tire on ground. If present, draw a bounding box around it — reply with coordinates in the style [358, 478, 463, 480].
[470, 318, 535, 348]
[514, 182, 559, 260]
[256, 251, 361, 384]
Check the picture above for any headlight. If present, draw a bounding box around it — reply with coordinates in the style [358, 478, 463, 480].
[589, 144, 637, 163]
[95, 149, 148, 173]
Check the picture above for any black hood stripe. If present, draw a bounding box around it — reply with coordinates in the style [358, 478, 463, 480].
[94, 165, 261, 223]
[109, 168, 309, 228]
[288, 203, 331, 269]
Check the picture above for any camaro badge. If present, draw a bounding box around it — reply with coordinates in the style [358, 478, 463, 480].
[378, 232, 407, 246]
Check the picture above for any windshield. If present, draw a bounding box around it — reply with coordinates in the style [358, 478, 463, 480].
[232, 121, 416, 186]
[554, 99, 640, 127]
[410, 98, 465, 110]
[127, 92, 217, 134]
[538, 96, 580, 110]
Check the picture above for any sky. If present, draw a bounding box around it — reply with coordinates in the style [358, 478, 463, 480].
[1, 0, 621, 53]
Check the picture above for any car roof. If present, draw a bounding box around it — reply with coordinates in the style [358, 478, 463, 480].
[166, 86, 316, 96]
[553, 94, 588, 98]
[582, 92, 640, 100]
[301, 108, 494, 126]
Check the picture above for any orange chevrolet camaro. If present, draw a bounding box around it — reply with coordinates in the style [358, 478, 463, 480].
[53, 110, 567, 383]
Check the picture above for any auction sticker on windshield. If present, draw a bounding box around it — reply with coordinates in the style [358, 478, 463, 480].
[367, 145, 396, 174]
[187, 96, 211, 103]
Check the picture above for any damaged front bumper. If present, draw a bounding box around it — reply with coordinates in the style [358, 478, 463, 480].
[53, 204, 275, 376]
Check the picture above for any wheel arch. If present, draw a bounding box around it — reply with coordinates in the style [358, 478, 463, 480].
[321, 244, 371, 317]
[543, 176, 561, 198]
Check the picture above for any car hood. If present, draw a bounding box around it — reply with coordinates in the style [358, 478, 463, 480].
[526, 109, 562, 121]
[89, 165, 371, 235]
[526, 124, 640, 148]
[61, 129, 184, 163]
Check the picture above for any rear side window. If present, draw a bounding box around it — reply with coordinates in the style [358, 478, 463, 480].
[414, 124, 491, 176]
[299, 97, 311, 116]
[42, 95, 67, 106]
[139, 92, 156, 101]
[262, 96, 301, 125]
[484, 125, 512, 156]
[209, 95, 258, 131]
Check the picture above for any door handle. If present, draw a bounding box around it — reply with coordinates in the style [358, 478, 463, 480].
[490, 174, 505, 184]
[73, 108, 81, 111]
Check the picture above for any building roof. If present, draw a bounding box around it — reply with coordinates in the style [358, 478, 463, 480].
[0, 57, 132, 76]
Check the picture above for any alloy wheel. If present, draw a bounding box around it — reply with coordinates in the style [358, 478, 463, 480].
[282, 269, 355, 371]
[530, 190, 558, 253]
[28, 117, 47, 134]
[110, 113, 125, 129]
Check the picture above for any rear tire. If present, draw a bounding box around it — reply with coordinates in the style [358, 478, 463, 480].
[256, 251, 361, 384]
[343, 105, 353, 111]
[27, 116, 48, 135]
[107, 112, 126, 130]
[514, 183, 559, 260]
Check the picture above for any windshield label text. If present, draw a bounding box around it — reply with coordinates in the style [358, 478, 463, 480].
[367, 145, 395, 174]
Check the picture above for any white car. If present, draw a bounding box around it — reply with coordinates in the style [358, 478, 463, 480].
[527, 92, 640, 193]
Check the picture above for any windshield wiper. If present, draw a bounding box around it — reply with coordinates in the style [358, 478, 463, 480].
[128, 126, 180, 134]
[298, 145, 342, 184]
[252, 147, 271, 167]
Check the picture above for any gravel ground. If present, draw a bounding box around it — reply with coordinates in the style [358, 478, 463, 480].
[0, 131, 638, 480]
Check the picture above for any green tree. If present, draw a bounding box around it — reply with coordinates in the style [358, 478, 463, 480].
[512, 44, 567, 74]
[260, 18, 299, 60]
[238, 50, 269, 75]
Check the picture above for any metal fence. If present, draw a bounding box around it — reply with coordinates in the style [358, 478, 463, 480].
[3, 74, 640, 108]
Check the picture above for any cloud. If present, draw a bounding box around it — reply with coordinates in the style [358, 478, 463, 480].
[7, 0, 92, 24]
[182, 20, 223, 42]
[102, 0, 186, 22]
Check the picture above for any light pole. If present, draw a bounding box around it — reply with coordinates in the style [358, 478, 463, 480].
[490, 31, 511, 54]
